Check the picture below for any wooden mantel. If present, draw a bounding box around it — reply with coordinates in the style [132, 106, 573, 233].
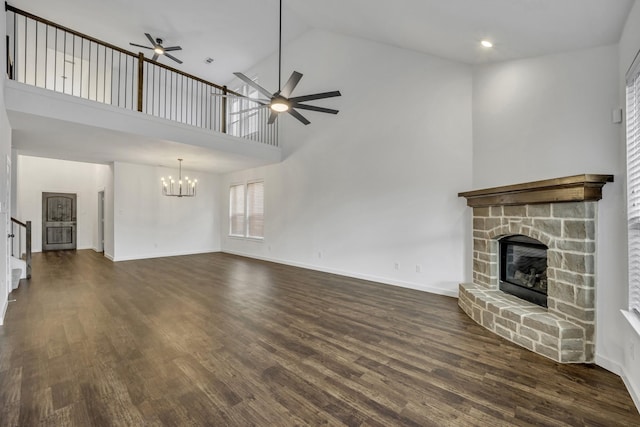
[458, 174, 614, 207]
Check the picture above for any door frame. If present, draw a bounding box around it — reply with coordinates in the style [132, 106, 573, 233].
[97, 190, 104, 253]
[5, 155, 10, 291]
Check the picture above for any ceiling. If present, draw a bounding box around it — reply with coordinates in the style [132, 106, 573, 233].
[7, 0, 636, 172]
[12, 0, 635, 84]
[8, 110, 280, 174]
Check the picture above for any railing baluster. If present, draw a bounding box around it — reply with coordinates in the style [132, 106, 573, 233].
[72, 32, 75, 95]
[22, 14, 26, 83]
[102, 45, 106, 102]
[222, 86, 228, 134]
[79, 37, 83, 97]
[34, 19, 38, 86]
[62, 30, 66, 93]
[137, 53, 144, 112]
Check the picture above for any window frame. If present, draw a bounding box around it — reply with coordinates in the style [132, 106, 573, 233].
[626, 48, 640, 321]
[246, 181, 265, 240]
[228, 180, 264, 240]
[227, 75, 261, 139]
[228, 183, 246, 238]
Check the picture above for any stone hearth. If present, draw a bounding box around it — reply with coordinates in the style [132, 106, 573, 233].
[458, 175, 613, 363]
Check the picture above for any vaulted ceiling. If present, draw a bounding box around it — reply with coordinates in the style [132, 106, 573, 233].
[12, 0, 636, 85]
[7, 0, 636, 173]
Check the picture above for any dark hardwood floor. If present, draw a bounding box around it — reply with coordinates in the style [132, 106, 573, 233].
[0, 250, 638, 426]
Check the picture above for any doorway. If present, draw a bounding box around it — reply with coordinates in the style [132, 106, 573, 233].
[42, 192, 77, 251]
[97, 191, 104, 253]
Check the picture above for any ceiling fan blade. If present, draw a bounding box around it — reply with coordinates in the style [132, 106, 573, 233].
[233, 72, 274, 99]
[230, 106, 268, 115]
[280, 71, 303, 99]
[292, 104, 339, 114]
[152, 53, 159, 62]
[268, 110, 278, 124]
[164, 53, 183, 64]
[288, 108, 311, 125]
[164, 46, 182, 52]
[145, 33, 156, 46]
[129, 43, 152, 49]
[210, 93, 269, 103]
[289, 91, 342, 103]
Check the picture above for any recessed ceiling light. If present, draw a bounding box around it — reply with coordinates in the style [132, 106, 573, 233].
[481, 40, 493, 48]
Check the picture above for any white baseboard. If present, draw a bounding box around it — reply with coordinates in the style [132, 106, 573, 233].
[112, 248, 220, 262]
[595, 353, 621, 375]
[0, 298, 7, 326]
[221, 250, 459, 298]
[621, 368, 640, 413]
[104, 252, 115, 261]
[596, 355, 640, 412]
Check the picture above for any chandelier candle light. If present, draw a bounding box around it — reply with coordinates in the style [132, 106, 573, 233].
[161, 159, 197, 197]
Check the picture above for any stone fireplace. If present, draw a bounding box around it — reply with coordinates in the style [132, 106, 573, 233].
[458, 174, 613, 363]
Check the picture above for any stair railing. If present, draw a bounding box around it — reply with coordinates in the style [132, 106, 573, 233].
[10, 217, 31, 279]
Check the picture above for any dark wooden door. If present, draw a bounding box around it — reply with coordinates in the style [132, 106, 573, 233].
[42, 192, 77, 251]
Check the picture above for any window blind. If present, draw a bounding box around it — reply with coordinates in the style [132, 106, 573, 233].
[246, 181, 264, 239]
[229, 184, 245, 236]
[627, 56, 640, 315]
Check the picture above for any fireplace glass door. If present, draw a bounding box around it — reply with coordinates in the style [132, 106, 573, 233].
[499, 235, 548, 307]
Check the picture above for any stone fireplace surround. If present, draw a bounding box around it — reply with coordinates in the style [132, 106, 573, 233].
[458, 175, 613, 363]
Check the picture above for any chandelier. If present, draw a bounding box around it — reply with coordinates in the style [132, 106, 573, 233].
[161, 159, 197, 197]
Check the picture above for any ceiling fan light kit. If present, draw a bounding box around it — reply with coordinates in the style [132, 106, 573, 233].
[130, 33, 183, 64]
[270, 97, 290, 112]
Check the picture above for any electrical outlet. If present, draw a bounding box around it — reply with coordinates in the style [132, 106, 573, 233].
[416, 265, 422, 273]
[631, 343, 636, 361]
[317, 251, 322, 259]
[394, 262, 399, 270]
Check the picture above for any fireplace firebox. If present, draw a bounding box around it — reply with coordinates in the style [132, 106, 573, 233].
[499, 235, 548, 307]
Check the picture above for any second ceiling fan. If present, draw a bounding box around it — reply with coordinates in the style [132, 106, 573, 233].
[229, 0, 341, 125]
[130, 33, 183, 64]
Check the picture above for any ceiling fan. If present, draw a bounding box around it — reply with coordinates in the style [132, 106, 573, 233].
[219, 0, 341, 125]
[130, 33, 183, 64]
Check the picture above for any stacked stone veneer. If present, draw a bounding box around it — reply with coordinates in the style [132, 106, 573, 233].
[458, 201, 596, 363]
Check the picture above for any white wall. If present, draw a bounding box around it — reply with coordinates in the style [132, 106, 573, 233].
[619, 0, 640, 410]
[473, 45, 621, 184]
[222, 30, 473, 296]
[96, 162, 114, 259]
[472, 44, 628, 379]
[16, 155, 110, 252]
[112, 161, 222, 261]
[0, 3, 14, 325]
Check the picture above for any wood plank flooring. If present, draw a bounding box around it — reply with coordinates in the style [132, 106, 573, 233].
[0, 250, 638, 426]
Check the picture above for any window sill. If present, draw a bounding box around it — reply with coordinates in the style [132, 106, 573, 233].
[227, 235, 264, 242]
[622, 309, 640, 339]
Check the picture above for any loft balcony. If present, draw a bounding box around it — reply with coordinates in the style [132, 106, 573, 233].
[4, 4, 281, 171]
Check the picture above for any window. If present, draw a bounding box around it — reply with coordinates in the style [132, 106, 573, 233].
[626, 52, 640, 316]
[229, 184, 245, 237]
[229, 181, 264, 239]
[228, 76, 260, 139]
[247, 181, 264, 239]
